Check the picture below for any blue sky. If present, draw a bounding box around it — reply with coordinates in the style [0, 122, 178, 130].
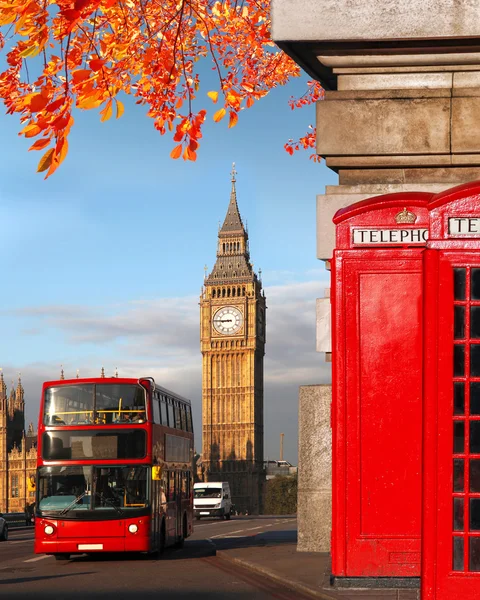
[1, 67, 335, 463]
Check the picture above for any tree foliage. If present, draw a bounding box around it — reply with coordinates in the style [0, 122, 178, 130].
[0, 0, 323, 178]
[263, 474, 297, 515]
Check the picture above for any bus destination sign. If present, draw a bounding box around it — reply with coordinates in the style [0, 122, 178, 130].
[352, 228, 429, 246]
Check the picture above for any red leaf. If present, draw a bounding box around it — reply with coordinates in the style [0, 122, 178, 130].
[89, 59, 106, 72]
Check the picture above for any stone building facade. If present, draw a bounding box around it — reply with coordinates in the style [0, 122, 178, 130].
[0, 372, 37, 514]
[272, 0, 480, 552]
[199, 169, 266, 514]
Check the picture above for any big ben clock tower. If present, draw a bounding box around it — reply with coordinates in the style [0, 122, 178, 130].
[200, 165, 266, 514]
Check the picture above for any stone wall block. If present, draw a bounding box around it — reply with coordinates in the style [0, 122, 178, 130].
[316, 98, 451, 157]
[452, 97, 480, 154]
[297, 385, 332, 552]
[272, 0, 480, 44]
[338, 72, 452, 91]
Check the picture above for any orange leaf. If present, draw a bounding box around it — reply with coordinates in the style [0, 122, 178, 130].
[89, 58, 106, 72]
[183, 146, 197, 162]
[29, 94, 49, 113]
[72, 69, 92, 83]
[37, 148, 54, 173]
[28, 138, 51, 151]
[24, 125, 42, 138]
[228, 111, 238, 129]
[170, 144, 182, 159]
[77, 95, 103, 109]
[207, 91, 219, 103]
[246, 97, 254, 108]
[213, 108, 226, 123]
[116, 100, 124, 119]
[56, 137, 69, 167]
[100, 99, 113, 122]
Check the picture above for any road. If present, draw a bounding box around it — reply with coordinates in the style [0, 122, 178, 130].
[0, 516, 302, 599]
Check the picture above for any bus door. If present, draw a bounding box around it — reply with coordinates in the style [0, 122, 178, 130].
[151, 467, 162, 550]
[175, 471, 183, 541]
[166, 470, 176, 543]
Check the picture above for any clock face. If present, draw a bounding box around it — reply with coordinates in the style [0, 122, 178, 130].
[213, 306, 244, 335]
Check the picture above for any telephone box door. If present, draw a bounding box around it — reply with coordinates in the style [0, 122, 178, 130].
[423, 251, 480, 599]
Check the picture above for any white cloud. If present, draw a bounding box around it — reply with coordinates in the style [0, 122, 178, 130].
[6, 279, 331, 463]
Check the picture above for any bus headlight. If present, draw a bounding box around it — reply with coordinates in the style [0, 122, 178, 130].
[44, 525, 55, 535]
[128, 524, 138, 534]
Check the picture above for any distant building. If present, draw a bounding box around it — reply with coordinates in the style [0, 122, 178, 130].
[199, 167, 266, 514]
[264, 460, 298, 481]
[0, 372, 37, 513]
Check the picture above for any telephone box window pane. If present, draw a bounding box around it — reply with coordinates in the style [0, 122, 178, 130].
[472, 268, 480, 301]
[454, 345, 465, 377]
[472, 307, 480, 339]
[455, 306, 466, 339]
[470, 538, 480, 571]
[455, 383, 465, 415]
[454, 537, 464, 571]
[471, 345, 480, 377]
[471, 383, 480, 415]
[454, 498, 464, 531]
[471, 460, 480, 493]
[471, 499, 480, 530]
[454, 459, 465, 492]
[471, 422, 480, 454]
[455, 268, 467, 301]
[454, 421, 465, 454]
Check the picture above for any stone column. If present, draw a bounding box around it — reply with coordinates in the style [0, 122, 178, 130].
[297, 385, 332, 552]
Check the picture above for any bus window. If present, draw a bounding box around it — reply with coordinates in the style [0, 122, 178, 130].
[167, 402, 175, 428]
[153, 400, 160, 424]
[168, 471, 175, 501]
[44, 385, 94, 426]
[160, 399, 168, 425]
[186, 406, 193, 433]
[175, 403, 182, 429]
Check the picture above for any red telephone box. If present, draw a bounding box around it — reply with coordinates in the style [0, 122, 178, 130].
[331, 193, 432, 581]
[422, 182, 480, 599]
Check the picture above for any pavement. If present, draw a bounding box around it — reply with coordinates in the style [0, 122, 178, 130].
[210, 519, 420, 600]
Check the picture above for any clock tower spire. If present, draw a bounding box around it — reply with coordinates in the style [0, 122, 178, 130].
[200, 165, 266, 515]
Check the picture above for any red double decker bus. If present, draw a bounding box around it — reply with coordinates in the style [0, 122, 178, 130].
[34, 376, 194, 560]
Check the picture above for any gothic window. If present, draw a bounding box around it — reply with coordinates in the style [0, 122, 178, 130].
[232, 288, 236, 297]
[212, 289, 216, 298]
[237, 287, 241, 296]
[11, 474, 19, 498]
[223, 243, 225, 252]
[222, 289, 226, 297]
[242, 287, 246, 296]
[227, 288, 231, 297]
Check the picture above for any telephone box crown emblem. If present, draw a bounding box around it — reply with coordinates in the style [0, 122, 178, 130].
[395, 207, 417, 224]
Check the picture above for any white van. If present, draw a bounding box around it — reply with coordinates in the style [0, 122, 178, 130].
[193, 482, 232, 520]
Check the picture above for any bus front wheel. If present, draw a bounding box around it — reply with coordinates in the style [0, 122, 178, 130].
[159, 523, 166, 555]
[54, 554, 70, 561]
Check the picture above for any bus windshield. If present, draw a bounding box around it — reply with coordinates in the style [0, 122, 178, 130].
[43, 384, 146, 426]
[37, 465, 149, 516]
